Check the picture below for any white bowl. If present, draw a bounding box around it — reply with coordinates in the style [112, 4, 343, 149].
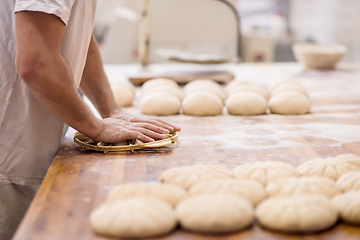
[292, 43, 347, 69]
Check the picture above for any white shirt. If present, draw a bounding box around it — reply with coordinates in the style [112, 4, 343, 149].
[0, 0, 97, 185]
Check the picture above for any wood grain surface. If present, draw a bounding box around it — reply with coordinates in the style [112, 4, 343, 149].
[13, 63, 360, 240]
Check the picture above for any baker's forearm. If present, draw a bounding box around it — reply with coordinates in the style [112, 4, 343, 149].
[80, 36, 120, 119]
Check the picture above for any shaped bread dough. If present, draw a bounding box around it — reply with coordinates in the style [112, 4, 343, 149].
[111, 81, 135, 95]
[182, 92, 223, 116]
[226, 92, 267, 116]
[270, 84, 309, 98]
[183, 79, 222, 93]
[142, 85, 182, 101]
[189, 179, 266, 205]
[225, 80, 253, 94]
[160, 164, 234, 190]
[185, 85, 226, 102]
[332, 190, 360, 224]
[233, 161, 298, 186]
[228, 85, 268, 100]
[142, 78, 179, 91]
[266, 176, 340, 198]
[297, 154, 360, 181]
[176, 194, 253, 233]
[269, 91, 311, 115]
[111, 86, 134, 107]
[256, 194, 338, 233]
[335, 170, 360, 192]
[108, 182, 187, 207]
[90, 197, 177, 238]
[140, 92, 181, 116]
[269, 79, 303, 93]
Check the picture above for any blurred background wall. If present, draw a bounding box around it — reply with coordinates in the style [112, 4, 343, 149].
[94, 0, 360, 64]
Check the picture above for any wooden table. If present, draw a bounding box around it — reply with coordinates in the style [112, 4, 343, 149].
[13, 63, 360, 240]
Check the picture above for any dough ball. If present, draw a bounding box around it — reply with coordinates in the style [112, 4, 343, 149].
[297, 154, 360, 181]
[226, 92, 267, 116]
[183, 79, 222, 93]
[143, 86, 182, 101]
[269, 91, 311, 115]
[332, 190, 360, 224]
[233, 161, 298, 186]
[256, 195, 338, 233]
[111, 81, 135, 95]
[140, 92, 181, 116]
[228, 85, 268, 100]
[189, 179, 266, 205]
[142, 78, 179, 91]
[225, 80, 253, 94]
[269, 79, 303, 93]
[160, 164, 234, 190]
[182, 92, 223, 116]
[111, 86, 134, 107]
[108, 182, 187, 207]
[270, 84, 309, 98]
[336, 171, 360, 192]
[185, 85, 226, 102]
[90, 197, 177, 238]
[266, 176, 340, 198]
[176, 194, 253, 233]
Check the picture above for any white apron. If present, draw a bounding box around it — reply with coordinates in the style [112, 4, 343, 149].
[0, 0, 97, 239]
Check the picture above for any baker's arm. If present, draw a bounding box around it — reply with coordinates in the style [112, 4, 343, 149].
[79, 35, 181, 134]
[15, 11, 170, 143]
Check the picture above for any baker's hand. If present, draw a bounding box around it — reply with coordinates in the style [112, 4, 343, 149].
[92, 113, 181, 143]
[109, 111, 181, 133]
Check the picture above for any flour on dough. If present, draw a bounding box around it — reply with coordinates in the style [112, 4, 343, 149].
[160, 164, 234, 190]
[256, 195, 338, 233]
[226, 92, 267, 116]
[90, 197, 177, 238]
[189, 179, 266, 205]
[182, 92, 223, 116]
[266, 176, 340, 198]
[140, 92, 181, 116]
[233, 161, 298, 186]
[176, 194, 253, 233]
[269, 91, 311, 115]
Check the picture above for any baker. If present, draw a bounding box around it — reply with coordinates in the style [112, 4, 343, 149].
[0, 1, 180, 239]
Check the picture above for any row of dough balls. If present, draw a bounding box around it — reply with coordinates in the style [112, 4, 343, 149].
[90, 154, 360, 238]
[225, 79, 311, 115]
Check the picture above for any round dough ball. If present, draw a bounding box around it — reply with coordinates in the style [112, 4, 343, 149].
[143, 86, 182, 101]
[90, 197, 177, 238]
[266, 176, 340, 198]
[111, 86, 134, 107]
[225, 80, 253, 94]
[226, 92, 267, 116]
[183, 79, 222, 93]
[270, 84, 309, 98]
[142, 78, 179, 91]
[160, 164, 234, 190]
[176, 194, 253, 233]
[189, 179, 266, 205]
[108, 182, 187, 207]
[185, 85, 226, 102]
[297, 155, 360, 181]
[182, 92, 223, 116]
[336, 171, 360, 192]
[269, 80, 303, 93]
[140, 92, 181, 116]
[256, 195, 338, 233]
[228, 85, 268, 100]
[111, 81, 135, 95]
[269, 91, 311, 115]
[332, 190, 360, 224]
[233, 161, 299, 186]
